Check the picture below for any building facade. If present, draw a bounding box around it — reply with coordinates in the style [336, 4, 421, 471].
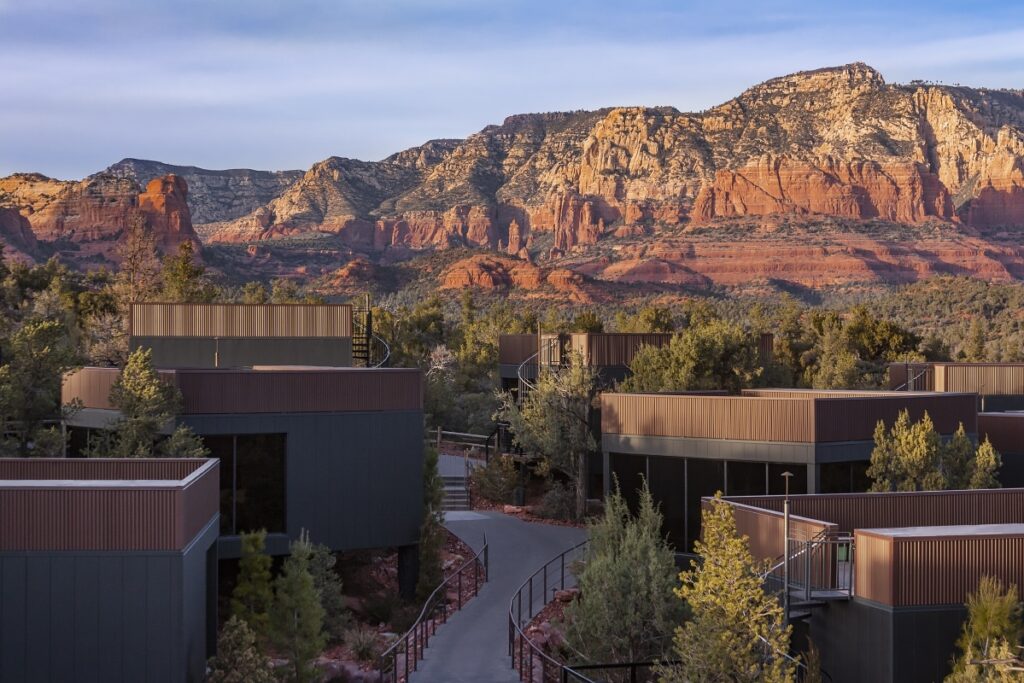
[0, 458, 220, 683]
[600, 389, 978, 548]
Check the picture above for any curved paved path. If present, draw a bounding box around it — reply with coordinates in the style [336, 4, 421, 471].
[410, 511, 587, 683]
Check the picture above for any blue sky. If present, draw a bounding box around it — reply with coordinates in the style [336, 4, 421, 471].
[2, 0, 1023, 179]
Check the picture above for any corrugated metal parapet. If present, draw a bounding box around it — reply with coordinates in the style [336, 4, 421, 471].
[498, 334, 537, 365]
[569, 333, 674, 367]
[0, 458, 218, 551]
[64, 366, 423, 415]
[130, 302, 353, 338]
[856, 525, 1024, 606]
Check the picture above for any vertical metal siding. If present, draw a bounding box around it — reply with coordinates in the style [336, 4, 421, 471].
[0, 459, 218, 551]
[64, 367, 423, 414]
[813, 394, 977, 442]
[854, 531, 893, 605]
[725, 488, 1024, 535]
[130, 302, 353, 337]
[0, 458, 203, 481]
[573, 333, 673, 367]
[978, 412, 1024, 453]
[498, 334, 538, 364]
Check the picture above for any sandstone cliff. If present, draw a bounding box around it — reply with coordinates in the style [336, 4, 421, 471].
[206, 63, 1024, 257]
[102, 158, 303, 225]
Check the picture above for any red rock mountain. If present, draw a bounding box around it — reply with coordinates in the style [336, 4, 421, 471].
[0, 172, 198, 261]
[7, 63, 1024, 291]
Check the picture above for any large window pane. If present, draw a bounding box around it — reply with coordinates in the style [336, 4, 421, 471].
[648, 455, 686, 549]
[202, 436, 236, 534]
[726, 461, 767, 496]
[235, 434, 286, 534]
[609, 452, 647, 515]
[769, 464, 808, 495]
[686, 458, 724, 550]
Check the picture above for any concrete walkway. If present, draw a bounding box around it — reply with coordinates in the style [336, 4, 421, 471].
[410, 512, 587, 683]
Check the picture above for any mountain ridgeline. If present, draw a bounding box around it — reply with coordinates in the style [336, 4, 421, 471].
[5, 63, 1024, 294]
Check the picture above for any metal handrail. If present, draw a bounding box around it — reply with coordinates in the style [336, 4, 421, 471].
[517, 337, 560, 392]
[893, 367, 929, 391]
[509, 539, 590, 682]
[371, 332, 391, 368]
[376, 534, 489, 682]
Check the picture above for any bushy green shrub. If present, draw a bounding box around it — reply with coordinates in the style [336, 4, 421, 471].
[363, 592, 399, 625]
[538, 481, 575, 520]
[471, 454, 518, 503]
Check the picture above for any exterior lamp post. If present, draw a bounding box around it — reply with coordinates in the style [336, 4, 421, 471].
[781, 471, 794, 622]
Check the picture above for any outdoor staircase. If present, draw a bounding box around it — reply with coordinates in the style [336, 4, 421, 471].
[441, 474, 471, 512]
[352, 294, 391, 368]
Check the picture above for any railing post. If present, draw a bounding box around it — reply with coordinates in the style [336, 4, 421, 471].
[561, 552, 565, 589]
[475, 556, 480, 596]
[543, 564, 548, 605]
[529, 578, 533, 619]
[805, 540, 811, 601]
[458, 571, 463, 610]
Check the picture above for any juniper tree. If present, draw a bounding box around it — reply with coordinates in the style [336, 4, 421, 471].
[563, 479, 685, 675]
[308, 542, 349, 643]
[231, 529, 274, 641]
[947, 576, 1024, 682]
[416, 446, 446, 601]
[659, 494, 793, 683]
[207, 616, 275, 683]
[497, 355, 597, 519]
[271, 531, 326, 683]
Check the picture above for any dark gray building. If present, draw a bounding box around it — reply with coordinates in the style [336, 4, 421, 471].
[601, 389, 978, 548]
[0, 458, 219, 683]
[62, 366, 425, 592]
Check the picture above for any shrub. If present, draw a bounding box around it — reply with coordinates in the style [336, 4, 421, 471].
[538, 481, 575, 520]
[471, 454, 518, 503]
[363, 592, 399, 625]
[207, 615, 275, 683]
[345, 625, 381, 661]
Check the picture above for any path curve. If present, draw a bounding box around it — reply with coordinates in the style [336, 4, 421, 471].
[409, 511, 587, 683]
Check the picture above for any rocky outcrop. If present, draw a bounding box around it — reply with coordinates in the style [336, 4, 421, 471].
[439, 254, 590, 300]
[102, 158, 303, 225]
[137, 175, 197, 248]
[0, 207, 38, 261]
[0, 172, 198, 256]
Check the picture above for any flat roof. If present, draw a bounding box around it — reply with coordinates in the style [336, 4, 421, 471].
[859, 523, 1024, 538]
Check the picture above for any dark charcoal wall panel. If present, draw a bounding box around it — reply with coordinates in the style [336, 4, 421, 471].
[26, 557, 51, 682]
[1, 557, 27, 683]
[131, 336, 353, 369]
[183, 411, 424, 555]
[892, 606, 965, 683]
[811, 599, 893, 683]
[97, 556, 124, 683]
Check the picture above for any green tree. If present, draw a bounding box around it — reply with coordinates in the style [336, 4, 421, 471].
[659, 495, 794, 683]
[563, 479, 685, 674]
[157, 423, 210, 458]
[232, 529, 274, 641]
[947, 576, 1024, 682]
[0, 318, 80, 456]
[570, 310, 604, 333]
[99, 347, 180, 457]
[160, 241, 216, 303]
[623, 319, 762, 394]
[810, 321, 862, 389]
[207, 615, 275, 683]
[614, 305, 675, 333]
[241, 281, 269, 304]
[497, 357, 597, 519]
[966, 318, 989, 363]
[112, 215, 162, 313]
[417, 446, 446, 601]
[308, 542, 349, 643]
[271, 531, 326, 683]
[867, 411, 1003, 492]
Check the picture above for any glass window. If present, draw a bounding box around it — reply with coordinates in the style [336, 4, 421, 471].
[686, 458, 724, 550]
[769, 464, 808, 495]
[725, 461, 767, 496]
[203, 433, 286, 535]
[648, 455, 686, 549]
[818, 462, 868, 494]
[609, 452, 647, 515]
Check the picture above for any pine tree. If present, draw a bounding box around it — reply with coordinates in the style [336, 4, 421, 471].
[563, 479, 685, 673]
[232, 529, 274, 641]
[971, 439, 1003, 490]
[207, 616, 275, 683]
[966, 319, 989, 363]
[947, 576, 1023, 682]
[659, 494, 794, 683]
[157, 424, 210, 458]
[160, 241, 216, 303]
[416, 446, 446, 601]
[308, 542, 349, 643]
[102, 347, 181, 457]
[271, 531, 326, 683]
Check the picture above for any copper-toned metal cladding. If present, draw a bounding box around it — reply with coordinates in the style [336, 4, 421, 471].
[130, 302, 353, 338]
[64, 367, 423, 414]
[724, 488, 1024, 534]
[498, 334, 537, 365]
[601, 392, 975, 444]
[567, 333, 674, 367]
[856, 527, 1024, 607]
[0, 458, 218, 551]
[978, 412, 1024, 451]
[889, 362, 1024, 395]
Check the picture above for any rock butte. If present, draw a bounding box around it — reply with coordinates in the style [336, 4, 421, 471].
[7, 62, 1024, 291]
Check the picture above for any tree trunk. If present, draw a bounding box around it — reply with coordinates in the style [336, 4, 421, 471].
[575, 451, 587, 520]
